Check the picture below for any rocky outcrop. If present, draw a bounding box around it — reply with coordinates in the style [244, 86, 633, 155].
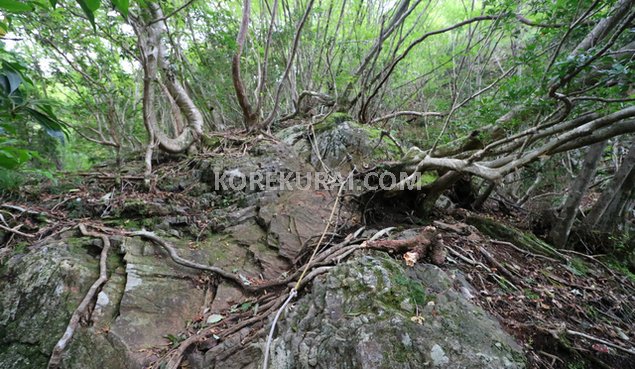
[0, 137, 526, 369]
[277, 113, 402, 171]
[206, 253, 525, 369]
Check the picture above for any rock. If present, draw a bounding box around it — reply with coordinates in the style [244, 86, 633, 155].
[207, 253, 525, 369]
[435, 195, 455, 210]
[0, 137, 527, 369]
[277, 113, 402, 172]
[0, 235, 129, 369]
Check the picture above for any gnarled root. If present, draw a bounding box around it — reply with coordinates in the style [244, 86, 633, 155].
[48, 224, 111, 369]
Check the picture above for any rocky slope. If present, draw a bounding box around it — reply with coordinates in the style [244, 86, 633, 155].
[1, 118, 632, 369]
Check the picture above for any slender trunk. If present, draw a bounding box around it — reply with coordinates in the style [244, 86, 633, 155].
[473, 181, 495, 210]
[550, 140, 607, 247]
[137, 3, 204, 154]
[584, 141, 635, 231]
[232, 0, 258, 128]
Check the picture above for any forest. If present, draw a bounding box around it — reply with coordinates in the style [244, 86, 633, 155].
[0, 0, 634, 368]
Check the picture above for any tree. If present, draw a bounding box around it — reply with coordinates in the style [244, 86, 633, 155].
[550, 141, 607, 247]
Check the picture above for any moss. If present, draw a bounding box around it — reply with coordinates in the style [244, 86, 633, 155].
[388, 339, 412, 363]
[119, 199, 149, 216]
[604, 258, 635, 282]
[202, 233, 240, 264]
[359, 125, 401, 159]
[107, 252, 125, 271]
[12, 242, 29, 255]
[313, 112, 352, 134]
[0, 342, 49, 368]
[416, 171, 438, 187]
[567, 257, 589, 276]
[394, 274, 428, 306]
[201, 134, 222, 150]
[467, 215, 561, 259]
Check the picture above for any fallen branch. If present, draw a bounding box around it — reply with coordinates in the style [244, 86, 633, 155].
[479, 246, 526, 288]
[364, 226, 446, 265]
[0, 223, 36, 238]
[490, 239, 559, 262]
[48, 224, 111, 369]
[566, 329, 635, 356]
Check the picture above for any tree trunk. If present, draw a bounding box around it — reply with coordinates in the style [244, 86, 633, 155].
[139, 3, 204, 155]
[584, 141, 635, 232]
[550, 140, 607, 247]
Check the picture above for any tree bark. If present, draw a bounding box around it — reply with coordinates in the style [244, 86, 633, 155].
[550, 140, 607, 247]
[232, 0, 259, 129]
[138, 2, 204, 154]
[584, 141, 635, 232]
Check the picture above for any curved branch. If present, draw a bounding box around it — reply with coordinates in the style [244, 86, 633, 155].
[138, 3, 203, 154]
[370, 110, 444, 124]
[279, 90, 335, 122]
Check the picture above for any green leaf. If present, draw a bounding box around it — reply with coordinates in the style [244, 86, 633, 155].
[0, 146, 33, 169]
[24, 107, 69, 140]
[0, 19, 8, 36]
[83, 0, 99, 11]
[75, 0, 100, 29]
[49, 0, 56, 7]
[111, 0, 128, 17]
[4, 70, 22, 94]
[0, 0, 34, 12]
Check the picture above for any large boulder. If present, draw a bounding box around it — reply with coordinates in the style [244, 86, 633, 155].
[277, 113, 402, 171]
[268, 253, 524, 369]
[0, 235, 131, 369]
[204, 253, 525, 369]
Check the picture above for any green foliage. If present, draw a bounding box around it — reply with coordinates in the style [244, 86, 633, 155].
[0, 0, 34, 12]
[0, 46, 67, 174]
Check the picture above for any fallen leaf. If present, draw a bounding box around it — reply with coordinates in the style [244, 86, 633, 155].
[207, 314, 224, 324]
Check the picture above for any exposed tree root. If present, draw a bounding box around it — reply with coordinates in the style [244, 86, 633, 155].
[47, 224, 111, 369]
[154, 233, 366, 369]
[130, 230, 259, 291]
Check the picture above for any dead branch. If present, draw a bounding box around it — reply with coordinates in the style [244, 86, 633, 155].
[364, 226, 445, 265]
[478, 246, 525, 289]
[0, 223, 36, 238]
[566, 329, 635, 356]
[369, 111, 444, 124]
[490, 239, 559, 262]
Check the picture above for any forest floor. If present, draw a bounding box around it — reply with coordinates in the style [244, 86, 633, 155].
[1, 154, 634, 369]
[435, 212, 635, 369]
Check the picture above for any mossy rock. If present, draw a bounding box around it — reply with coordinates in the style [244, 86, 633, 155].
[250, 252, 525, 369]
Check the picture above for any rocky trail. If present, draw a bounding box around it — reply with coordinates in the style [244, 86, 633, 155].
[1, 125, 634, 369]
